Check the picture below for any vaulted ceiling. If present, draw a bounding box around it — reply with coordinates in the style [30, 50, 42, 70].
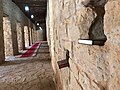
[12, 0, 47, 25]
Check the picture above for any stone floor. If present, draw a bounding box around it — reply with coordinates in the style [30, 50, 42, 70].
[0, 42, 56, 90]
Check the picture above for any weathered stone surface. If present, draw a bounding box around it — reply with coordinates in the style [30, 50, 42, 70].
[47, 0, 120, 90]
[17, 22, 23, 51]
[29, 27, 33, 45]
[2, 0, 44, 56]
[104, 0, 120, 89]
[0, 43, 56, 90]
[3, 17, 13, 56]
[24, 26, 29, 48]
[0, 0, 5, 64]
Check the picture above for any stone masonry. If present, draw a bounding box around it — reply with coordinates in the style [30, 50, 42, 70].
[17, 22, 23, 51]
[47, 0, 120, 90]
[0, 0, 5, 64]
[3, 17, 13, 56]
[0, 43, 56, 90]
[2, 0, 43, 55]
[0, 0, 44, 63]
[24, 26, 29, 48]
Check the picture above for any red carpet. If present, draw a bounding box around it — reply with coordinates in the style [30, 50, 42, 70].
[20, 42, 41, 58]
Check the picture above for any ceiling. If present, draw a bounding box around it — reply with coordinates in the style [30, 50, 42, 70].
[12, 0, 47, 26]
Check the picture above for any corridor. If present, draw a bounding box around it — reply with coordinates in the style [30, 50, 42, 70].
[0, 0, 120, 89]
[0, 42, 56, 90]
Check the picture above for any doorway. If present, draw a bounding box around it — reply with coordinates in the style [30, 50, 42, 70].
[24, 26, 29, 48]
[17, 22, 23, 51]
[3, 17, 13, 57]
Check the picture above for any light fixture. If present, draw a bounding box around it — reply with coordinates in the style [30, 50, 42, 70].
[39, 27, 42, 31]
[25, 5, 29, 11]
[78, 39, 106, 46]
[37, 23, 39, 26]
[78, 39, 92, 45]
[31, 15, 34, 18]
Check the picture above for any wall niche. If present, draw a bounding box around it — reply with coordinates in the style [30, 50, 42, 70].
[3, 16, 13, 57]
[79, 0, 107, 46]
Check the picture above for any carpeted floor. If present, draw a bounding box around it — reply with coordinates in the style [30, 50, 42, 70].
[20, 42, 41, 58]
[0, 42, 56, 90]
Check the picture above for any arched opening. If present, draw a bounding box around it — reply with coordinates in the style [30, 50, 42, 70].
[29, 27, 32, 45]
[36, 26, 44, 41]
[3, 16, 13, 57]
[16, 22, 23, 51]
[89, 6, 107, 41]
[37, 30, 44, 41]
[79, 1, 107, 46]
[24, 26, 29, 48]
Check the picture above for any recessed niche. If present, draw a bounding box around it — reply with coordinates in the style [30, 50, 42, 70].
[78, 39, 106, 46]
[79, 1, 107, 46]
[29, 27, 32, 45]
[3, 16, 13, 57]
[24, 26, 29, 47]
[17, 22, 23, 51]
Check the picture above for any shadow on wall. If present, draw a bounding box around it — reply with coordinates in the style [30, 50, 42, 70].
[78, 0, 108, 46]
[88, 6, 107, 41]
[87, 0, 107, 41]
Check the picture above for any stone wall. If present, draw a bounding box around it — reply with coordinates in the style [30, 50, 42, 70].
[24, 26, 42, 47]
[36, 30, 44, 41]
[104, 0, 120, 89]
[3, 0, 30, 55]
[24, 26, 29, 48]
[47, 0, 120, 90]
[1, 0, 43, 55]
[0, 0, 44, 63]
[3, 17, 13, 56]
[2, 0, 40, 55]
[0, 0, 5, 64]
[29, 27, 33, 45]
[17, 22, 23, 51]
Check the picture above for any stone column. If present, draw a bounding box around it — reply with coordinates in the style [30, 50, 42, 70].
[28, 26, 31, 46]
[11, 19, 19, 55]
[21, 26, 25, 50]
[29, 27, 32, 45]
[0, 0, 5, 64]
[30, 23, 34, 44]
[31, 29, 33, 44]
